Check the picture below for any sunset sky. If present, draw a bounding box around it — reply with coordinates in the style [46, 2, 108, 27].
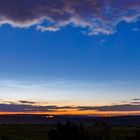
[0, 0, 140, 115]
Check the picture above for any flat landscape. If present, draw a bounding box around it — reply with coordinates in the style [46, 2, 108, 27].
[0, 115, 139, 140]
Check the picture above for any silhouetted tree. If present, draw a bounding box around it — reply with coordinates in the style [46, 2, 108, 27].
[48, 120, 89, 140]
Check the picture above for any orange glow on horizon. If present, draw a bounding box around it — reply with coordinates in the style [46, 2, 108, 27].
[0, 109, 139, 116]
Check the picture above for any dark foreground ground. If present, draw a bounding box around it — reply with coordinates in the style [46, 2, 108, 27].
[0, 115, 139, 140]
[0, 123, 139, 140]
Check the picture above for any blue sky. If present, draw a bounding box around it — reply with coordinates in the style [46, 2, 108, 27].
[0, 21, 140, 106]
[0, 0, 139, 115]
[0, 21, 140, 82]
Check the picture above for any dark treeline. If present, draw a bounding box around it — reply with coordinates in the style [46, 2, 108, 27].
[0, 120, 140, 140]
[48, 120, 90, 140]
[48, 120, 140, 140]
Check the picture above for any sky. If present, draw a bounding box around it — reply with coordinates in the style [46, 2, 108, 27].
[0, 0, 140, 115]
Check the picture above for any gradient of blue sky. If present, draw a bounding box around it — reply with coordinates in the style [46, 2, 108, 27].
[0, 21, 140, 107]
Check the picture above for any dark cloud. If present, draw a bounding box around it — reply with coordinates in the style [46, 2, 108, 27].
[77, 104, 140, 111]
[132, 98, 140, 101]
[0, 0, 140, 34]
[131, 102, 140, 105]
[2, 101, 15, 104]
[0, 103, 58, 112]
[18, 100, 36, 105]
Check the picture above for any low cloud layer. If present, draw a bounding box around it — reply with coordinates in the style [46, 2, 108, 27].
[0, 0, 140, 34]
[78, 104, 140, 111]
[0, 103, 57, 112]
[0, 101, 139, 113]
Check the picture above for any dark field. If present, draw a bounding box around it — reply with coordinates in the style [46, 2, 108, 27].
[0, 123, 140, 140]
[0, 124, 50, 140]
[0, 115, 139, 140]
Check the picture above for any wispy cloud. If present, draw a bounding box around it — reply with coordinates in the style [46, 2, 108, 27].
[132, 28, 140, 32]
[78, 104, 140, 112]
[0, 80, 67, 89]
[0, 0, 140, 35]
[132, 98, 140, 101]
[130, 102, 140, 105]
[18, 100, 36, 105]
[0, 79, 139, 91]
[37, 25, 60, 32]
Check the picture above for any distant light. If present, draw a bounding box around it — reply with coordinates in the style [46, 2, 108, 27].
[46, 115, 54, 118]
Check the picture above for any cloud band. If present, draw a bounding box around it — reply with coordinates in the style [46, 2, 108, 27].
[0, 0, 140, 34]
